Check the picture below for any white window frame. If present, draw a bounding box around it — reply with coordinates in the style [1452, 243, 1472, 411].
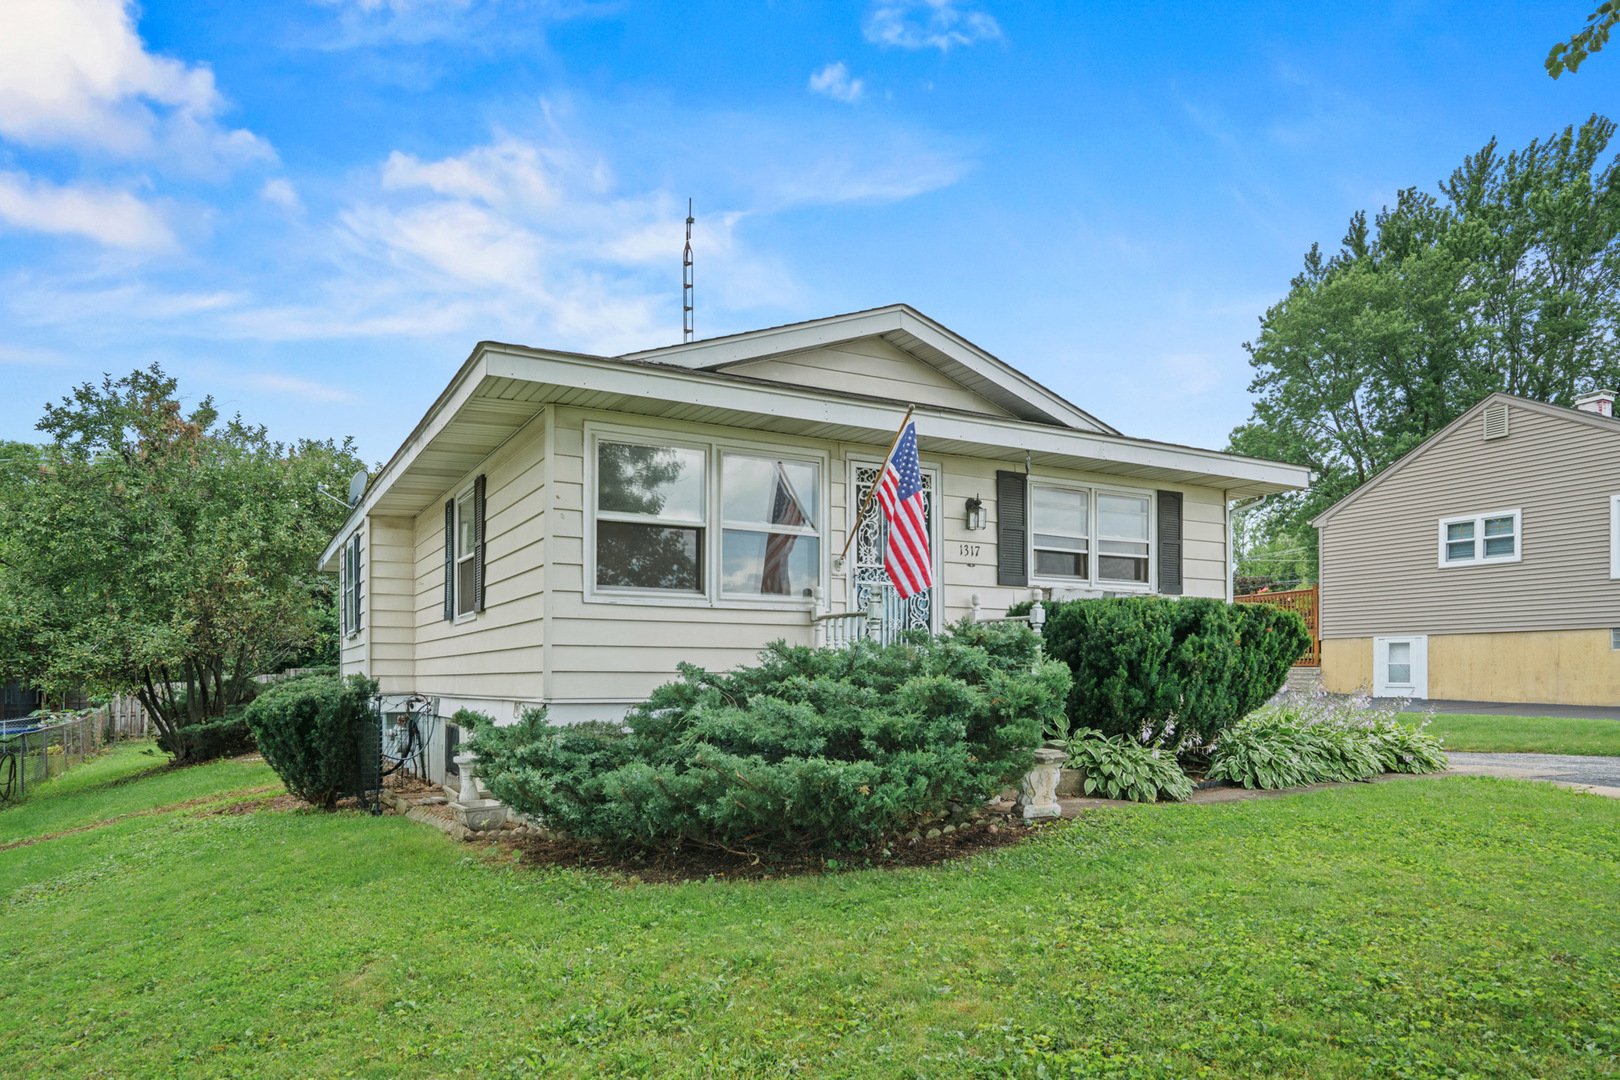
[1028, 479, 1156, 593]
[341, 530, 362, 639]
[1373, 634, 1428, 699]
[1029, 480, 1091, 585]
[453, 485, 479, 622]
[1610, 495, 1620, 580]
[584, 422, 830, 610]
[718, 450, 823, 602]
[1436, 508, 1521, 569]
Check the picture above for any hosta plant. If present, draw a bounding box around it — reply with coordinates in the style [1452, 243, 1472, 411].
[1208, 690, 1447, 790]
[1063, 730, 1194, 803]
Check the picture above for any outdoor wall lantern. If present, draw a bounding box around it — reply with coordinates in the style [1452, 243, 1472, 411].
[965, 495, 988, 531]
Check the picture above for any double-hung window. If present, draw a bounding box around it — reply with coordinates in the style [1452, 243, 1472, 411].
[454, 490, 478, 616]
[594, 439, 707, 594]
[340, 532, 362, 636]
[1031, 485, 1089, 580]
[1438, 509, 1520, 567]
[1028, 484, 1152, 588]
[1097, 493, 1152, 584]
[721, 453, 820, 598]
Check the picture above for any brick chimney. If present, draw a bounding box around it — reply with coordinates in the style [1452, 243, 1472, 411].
[1575, 390, 1616, 417]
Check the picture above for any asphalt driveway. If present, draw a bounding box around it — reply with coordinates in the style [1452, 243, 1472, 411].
[1443, 751, 1620, 796]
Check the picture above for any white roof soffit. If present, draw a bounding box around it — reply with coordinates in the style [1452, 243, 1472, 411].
[618, 304, 1119, 435]
[321, 342, 1307, 567]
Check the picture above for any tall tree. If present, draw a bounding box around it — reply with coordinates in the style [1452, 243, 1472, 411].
[1547, 2, 1620, 77]
[0, 366, 363, 760]
[1230, 116, 1620, 572]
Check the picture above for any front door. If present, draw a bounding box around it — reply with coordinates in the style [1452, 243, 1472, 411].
[850, 461, 937, 642]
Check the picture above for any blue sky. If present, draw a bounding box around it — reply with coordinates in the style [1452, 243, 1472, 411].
[2, 1, 1618, 462]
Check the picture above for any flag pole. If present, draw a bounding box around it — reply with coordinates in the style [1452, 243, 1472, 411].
[839, 405, 915, 562]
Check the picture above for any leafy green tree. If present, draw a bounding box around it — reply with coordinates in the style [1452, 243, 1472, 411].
[0, 366, 362, 760]
[1230, 116, 1620, 563]
[1547, 2, 1620, 77]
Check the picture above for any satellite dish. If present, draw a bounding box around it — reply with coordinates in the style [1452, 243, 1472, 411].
[348, 469, 369, 507]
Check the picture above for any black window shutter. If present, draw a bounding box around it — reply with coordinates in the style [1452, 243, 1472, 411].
[996, 469, 1029, 587]
[1156, 490, 1183, 595]
[473, 474, 487, 612]
[443, 499, 455, 620]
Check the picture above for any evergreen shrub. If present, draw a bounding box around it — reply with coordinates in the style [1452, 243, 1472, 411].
[243, 674, 378, 807]
[470, 621, 1069, 854]
[1012, 596, 1310, 745]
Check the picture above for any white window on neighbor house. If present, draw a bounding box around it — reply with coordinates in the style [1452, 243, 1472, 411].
[1610, 495, 1620, 579]
[1373, 635, 1428, 698]
[720, 453, 821, 599]
[1437, 509, 1521, 568]
[593, 437, 708, 595]
[1031, 484, 1089, 581]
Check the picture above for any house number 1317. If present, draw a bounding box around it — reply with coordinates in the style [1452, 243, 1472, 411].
[958, 543, 981, 558]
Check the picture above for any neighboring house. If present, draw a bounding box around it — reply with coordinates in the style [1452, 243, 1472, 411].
[1315, 390, 1620, 705]
[320, 305, 1308, 782]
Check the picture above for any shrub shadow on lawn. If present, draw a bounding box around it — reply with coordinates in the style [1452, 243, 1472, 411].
[497, 810, 1058, 884]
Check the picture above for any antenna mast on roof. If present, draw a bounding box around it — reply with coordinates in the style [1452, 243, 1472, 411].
[682, 198, 694, 343]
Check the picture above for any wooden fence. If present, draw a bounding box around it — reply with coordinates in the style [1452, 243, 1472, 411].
[1234, 585, 1320, 666]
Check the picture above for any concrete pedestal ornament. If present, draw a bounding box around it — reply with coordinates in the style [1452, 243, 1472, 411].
[448, 752, 507, 831]
[1017, 748, 1068, 820]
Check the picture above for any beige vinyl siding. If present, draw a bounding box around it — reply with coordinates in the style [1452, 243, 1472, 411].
[408, 412, 548, 702]
[714, 336, 1015, 418]
[367, 517, 415, 692]
[1319, 403, 1620, 638]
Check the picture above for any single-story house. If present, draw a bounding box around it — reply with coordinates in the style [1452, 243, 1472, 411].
[320, 305, 1309, 783]
[1315, 390, 1620, 705]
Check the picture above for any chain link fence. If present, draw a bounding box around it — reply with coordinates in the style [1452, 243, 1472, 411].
[0, 710, 105, 803]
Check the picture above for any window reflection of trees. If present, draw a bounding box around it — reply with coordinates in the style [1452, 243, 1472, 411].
[596, 442, 704, 592]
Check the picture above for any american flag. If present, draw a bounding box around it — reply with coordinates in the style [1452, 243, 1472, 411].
[877, 420, 932, 598]
[761, 462, 807, 595]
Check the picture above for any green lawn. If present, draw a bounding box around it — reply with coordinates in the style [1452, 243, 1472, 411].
[1429, 712, 1620, 756]
[2, 754, 1618, 1077]
[0, 740, 280, 846]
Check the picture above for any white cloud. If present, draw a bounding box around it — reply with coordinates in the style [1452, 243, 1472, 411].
[0, 0, 273, 171]
[863, 0, 1001, 52]
[261, 178, 303, 212]
[809, 62, 865, 104]
[246, 373, 354, 402]
[0, 172, 175, 250]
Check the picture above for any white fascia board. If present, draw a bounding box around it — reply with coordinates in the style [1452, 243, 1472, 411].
[619, 306, 911, 368]
[483, 347, 1310, 493]
[317, 349, 492, 570]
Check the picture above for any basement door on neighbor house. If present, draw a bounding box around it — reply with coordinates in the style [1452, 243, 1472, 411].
[850, 460, 938, 639]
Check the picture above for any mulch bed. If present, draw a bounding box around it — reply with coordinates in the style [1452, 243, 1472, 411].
[491, 808, 1055, 884]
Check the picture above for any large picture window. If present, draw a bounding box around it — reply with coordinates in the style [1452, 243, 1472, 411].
[589, 428, 826, 604]
[1437, 509, 1520, 568]
[594, 440, 707, 593]
[721, 454, 820, 598]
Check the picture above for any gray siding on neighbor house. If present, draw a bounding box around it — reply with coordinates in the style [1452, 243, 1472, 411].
[1317, 397, 1620, 638]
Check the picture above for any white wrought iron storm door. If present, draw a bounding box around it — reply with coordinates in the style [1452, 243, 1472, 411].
[849, 460, 938, 643]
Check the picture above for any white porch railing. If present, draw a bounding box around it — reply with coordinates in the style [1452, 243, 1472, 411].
[809, 591, 1047, 648]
